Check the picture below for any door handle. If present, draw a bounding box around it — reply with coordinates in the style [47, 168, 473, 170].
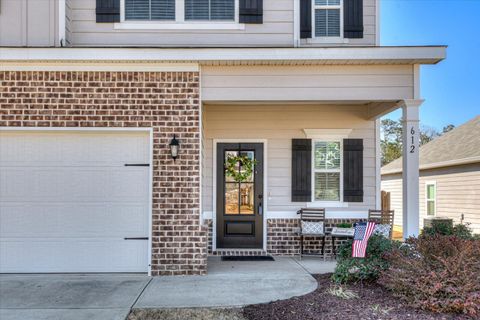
[124, 237, 149, 240]
[258, 202, 263, 216]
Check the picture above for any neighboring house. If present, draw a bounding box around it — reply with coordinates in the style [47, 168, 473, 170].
[0, 0, 445, 275]
[382, 116, 480, 234]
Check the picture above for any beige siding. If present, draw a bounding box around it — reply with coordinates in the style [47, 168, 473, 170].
[67, 0, 294, 47]
[66, 0, 377, 47]
[201, 65, 414, 102]
[381, 174, 403, 226]
[381, 163, 480, 234]
[0, 0, 57, 47]
[202, 104, 377, 215]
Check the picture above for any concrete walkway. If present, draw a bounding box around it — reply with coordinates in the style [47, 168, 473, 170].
[0, 257, 334, 319]
[134, 257, 319, 308]
[0, 274, 150, 320]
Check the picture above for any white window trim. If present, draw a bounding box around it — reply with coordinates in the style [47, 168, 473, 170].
[425, 181, 437, 216]
[116, 0, 245, 30]
[311, 0, 345, 43]
[309, 139, 346, 207]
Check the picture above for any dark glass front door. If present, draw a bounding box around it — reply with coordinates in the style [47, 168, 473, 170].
[216, 143, 264, 248]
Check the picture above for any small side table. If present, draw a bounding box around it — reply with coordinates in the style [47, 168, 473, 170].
[330, 227, 355, 259]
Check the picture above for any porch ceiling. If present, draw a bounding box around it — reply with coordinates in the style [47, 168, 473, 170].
[202, 101, 400, 120]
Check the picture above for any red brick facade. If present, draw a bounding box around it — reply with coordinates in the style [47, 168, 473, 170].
[206, 218, 361, 257]
[0, 71, 207, 275]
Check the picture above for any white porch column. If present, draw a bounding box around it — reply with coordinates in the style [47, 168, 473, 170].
[401, 99, 424, 238]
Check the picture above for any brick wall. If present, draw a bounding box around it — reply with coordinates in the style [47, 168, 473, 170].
[0, 71, 207, 275]
[267, 218, 363, 256]
[206, 216, 361, 257]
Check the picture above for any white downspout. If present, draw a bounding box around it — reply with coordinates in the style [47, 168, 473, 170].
[293, 0, 300, 47]
[58, 0, 66, 46]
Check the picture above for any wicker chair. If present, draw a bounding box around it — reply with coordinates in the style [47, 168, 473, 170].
[368, 209, 395, 239]
[297, 208, 326, 258]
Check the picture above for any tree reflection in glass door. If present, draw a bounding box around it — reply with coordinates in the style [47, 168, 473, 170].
[224, 150, 255, 215]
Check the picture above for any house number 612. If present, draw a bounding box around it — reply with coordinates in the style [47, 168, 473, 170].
[410, 127, 415, 153]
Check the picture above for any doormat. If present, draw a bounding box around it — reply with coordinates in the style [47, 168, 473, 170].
[221, 256, 275, 261]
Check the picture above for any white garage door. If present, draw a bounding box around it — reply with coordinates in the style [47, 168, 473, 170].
[0, 131, 150, 273]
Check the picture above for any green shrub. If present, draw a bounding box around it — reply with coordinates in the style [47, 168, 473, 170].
[332, 235, 398, 284]
[379, 235, 480, 316]
[422, 222, 475, 239]
[336, 222, 353, 228]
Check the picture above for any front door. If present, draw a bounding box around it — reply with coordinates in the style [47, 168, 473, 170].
[216, 143, 264, 249]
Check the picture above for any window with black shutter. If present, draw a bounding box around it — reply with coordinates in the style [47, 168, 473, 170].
[99, 0, 263, 24]
[292, 139, 312, 202]
[343, 139, 364, 202]
[301, 0, 364, 39]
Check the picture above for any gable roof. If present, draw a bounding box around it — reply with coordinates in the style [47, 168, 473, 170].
[381, 115, 480, 175]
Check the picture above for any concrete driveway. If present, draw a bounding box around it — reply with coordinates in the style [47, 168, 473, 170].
[0, 274, 151, 320]
[0, 257, 328, 319]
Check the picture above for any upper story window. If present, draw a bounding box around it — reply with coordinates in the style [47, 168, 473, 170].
[313, 141, 342, 202]
[124, 0, 235, 22]
[313, 0, 342, 38]
[185, 0, 235, 21]
[125, 0, 176, 21]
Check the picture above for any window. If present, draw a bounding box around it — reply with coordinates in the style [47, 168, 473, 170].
[426, 182, 436, 216]
[124, 0, 235, 22]
[313, 0, 341, 38]
[125, 0, 176, 20]
[185, 0, 235, 21]
[313, 141, 342, 202]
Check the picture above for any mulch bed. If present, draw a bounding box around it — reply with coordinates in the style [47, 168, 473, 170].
[243, 274, 472, 320]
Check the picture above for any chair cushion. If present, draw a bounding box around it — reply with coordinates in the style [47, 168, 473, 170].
[301, 221, 324, 235]
[373, 224, 391, 238]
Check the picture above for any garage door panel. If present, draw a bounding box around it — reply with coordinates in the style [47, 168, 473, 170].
[0, 239, 148, 273]
[0, 131, 150, 273]
[0, 132, 149, 166]
[1, 203, 148, 238]
[1, 168, 148, 202]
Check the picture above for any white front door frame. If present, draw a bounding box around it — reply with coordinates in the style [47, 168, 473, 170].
[212, 139, 268, 252]
[0, 127, 154, 275]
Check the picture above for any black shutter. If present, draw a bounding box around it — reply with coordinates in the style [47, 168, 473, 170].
[96, 0, 120, 23]
[344, 0, 364, 38]
[239, 0, 263, 24]
[292, 139, 312, 202]
[300, 0, 312, 39]
[343, 139, 363, 202]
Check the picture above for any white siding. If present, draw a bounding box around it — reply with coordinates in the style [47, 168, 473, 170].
[0, 0, 57, 47]
[202, 104, 377, 216]
[381, 163, 480, 234]
[202, 65, 414, 102]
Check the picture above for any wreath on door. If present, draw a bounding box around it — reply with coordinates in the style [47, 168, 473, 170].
[225, 154, 257, 183]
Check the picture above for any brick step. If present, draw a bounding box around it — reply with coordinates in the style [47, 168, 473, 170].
[210, 249, 269, 257]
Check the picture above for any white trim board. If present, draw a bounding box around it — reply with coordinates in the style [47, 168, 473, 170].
[266, 210, 368, 219]
[0, 47, 447, 65]
[0, 62, 199, 72]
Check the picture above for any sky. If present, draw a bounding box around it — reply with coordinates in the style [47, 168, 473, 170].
[380, 0, 480, 131]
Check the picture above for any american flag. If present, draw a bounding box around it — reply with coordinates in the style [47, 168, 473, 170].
[352, 222, 376, 258]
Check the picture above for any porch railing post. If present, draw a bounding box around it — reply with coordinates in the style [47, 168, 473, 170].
[401, 99, 424, 239]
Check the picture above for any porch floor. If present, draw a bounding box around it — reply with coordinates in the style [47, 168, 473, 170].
[134, 257, 333, 308]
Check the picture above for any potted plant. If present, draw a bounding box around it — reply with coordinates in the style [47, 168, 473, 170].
[331, 222, 355, 237]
